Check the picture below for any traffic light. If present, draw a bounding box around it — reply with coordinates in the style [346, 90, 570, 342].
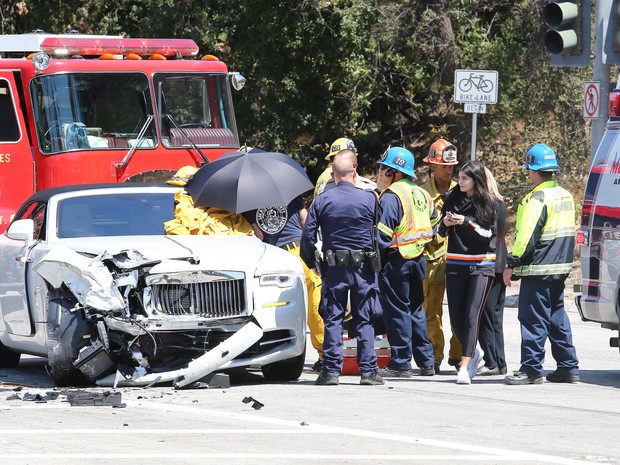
[543, 0, 591, 67]
[602, 0, 620, 64]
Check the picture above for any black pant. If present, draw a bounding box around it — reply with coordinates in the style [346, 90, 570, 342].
[446, 271, 493, 358]
[478, 274, 506, 369]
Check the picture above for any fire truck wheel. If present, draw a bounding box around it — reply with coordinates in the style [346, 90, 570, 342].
[261, 346, 306, 381]
[0, 341, 21, 368]
[47, 291, 90, 387]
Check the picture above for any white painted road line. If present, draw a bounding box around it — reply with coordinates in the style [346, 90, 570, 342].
[0, 400, 591, 464]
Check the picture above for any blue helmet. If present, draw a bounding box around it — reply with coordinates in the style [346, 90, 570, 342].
[524, 143, 560, 172]
[378, 146, 417, 179]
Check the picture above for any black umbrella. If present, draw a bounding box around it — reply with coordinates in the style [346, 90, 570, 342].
[186, 150, 314, 213]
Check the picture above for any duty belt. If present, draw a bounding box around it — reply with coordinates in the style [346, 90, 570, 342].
[324, 249, 377, 268]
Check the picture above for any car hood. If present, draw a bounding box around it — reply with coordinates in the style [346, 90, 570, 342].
[59, 235, 268, 272]
[35, 235, 299, 313]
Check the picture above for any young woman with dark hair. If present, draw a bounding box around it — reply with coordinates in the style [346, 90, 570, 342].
[438, 160, 498, 385]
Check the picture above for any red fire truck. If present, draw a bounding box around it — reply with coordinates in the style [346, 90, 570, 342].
[0, 32, 245, 232]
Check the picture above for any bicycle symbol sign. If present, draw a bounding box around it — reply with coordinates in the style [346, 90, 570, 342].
[454, 69, 498, 104]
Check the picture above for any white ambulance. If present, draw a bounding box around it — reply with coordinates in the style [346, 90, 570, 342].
[576, 87, 620, 353]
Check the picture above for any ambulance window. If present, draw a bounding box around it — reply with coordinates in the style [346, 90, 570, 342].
[0, 80, 19, 142]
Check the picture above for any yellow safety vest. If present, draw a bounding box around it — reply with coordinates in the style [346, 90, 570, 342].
[378, 179, 435, 259]
[513, 180, 575, 277]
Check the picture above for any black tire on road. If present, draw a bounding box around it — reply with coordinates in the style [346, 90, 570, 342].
[261, 346, 306, 381]
[47, 291, 90, 387]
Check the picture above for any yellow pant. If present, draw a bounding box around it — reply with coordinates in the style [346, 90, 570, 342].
[423, 259, 461, 364]
[287, 245, 324, 359]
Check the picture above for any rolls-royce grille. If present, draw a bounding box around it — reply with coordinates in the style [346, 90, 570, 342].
[152, 278, 246, 318]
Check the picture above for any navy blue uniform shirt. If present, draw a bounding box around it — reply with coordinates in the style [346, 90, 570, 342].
[244, 197, 304, 247]
[300, 181, 377, 269]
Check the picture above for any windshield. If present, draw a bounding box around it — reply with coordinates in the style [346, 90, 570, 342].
[155, 73, 239, 148]
[56, 192, 175, 238]
[31, 73, 155, 154]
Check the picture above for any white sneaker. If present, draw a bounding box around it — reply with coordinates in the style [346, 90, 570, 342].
[456, 368, 471, 385]
[467, 348, 483, 380]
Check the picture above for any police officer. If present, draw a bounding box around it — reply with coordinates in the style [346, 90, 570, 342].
[503, 143, 579, 385]
[301, 155, 383, 386]
[376, 147, 437, 377]
[420, 138, 462, 374]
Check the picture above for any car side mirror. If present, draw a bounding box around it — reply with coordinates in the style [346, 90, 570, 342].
[6, 219, 35, 243]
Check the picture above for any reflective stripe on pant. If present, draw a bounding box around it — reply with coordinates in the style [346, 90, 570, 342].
[287, 245, 324, 359]
[319, 263, 379, 377]
[518, 277, 579, 377]
[379, 253, 434, 370]
[423, 259, 462, 364]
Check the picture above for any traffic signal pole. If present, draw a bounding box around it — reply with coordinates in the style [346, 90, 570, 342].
[593, 0, 613, 161]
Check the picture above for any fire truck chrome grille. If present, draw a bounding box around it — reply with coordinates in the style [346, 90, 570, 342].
[149, 274, 246, 318]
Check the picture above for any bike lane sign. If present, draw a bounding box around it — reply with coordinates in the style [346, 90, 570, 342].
[454, 69, 498, 104]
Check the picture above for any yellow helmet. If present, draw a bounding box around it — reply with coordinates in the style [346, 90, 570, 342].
[167, 165, 199, 186]
[325, 137, 357, 160]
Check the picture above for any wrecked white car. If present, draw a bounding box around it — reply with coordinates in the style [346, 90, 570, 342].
[0, 184, 307, 387]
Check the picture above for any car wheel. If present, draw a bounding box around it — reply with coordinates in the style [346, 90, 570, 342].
[0, 341, 21, 368]
[47, 291, 90, 387]
[261, 346, 306, 381]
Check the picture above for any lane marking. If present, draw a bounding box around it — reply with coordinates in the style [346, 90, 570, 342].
[0, 400, 592, 464]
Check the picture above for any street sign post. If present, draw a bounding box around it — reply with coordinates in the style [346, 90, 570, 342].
[454, 70, 499, 160]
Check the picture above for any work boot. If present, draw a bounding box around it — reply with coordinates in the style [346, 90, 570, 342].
[377, 366, 414, 378]
[360, 372, 385, 385]
[311, 359, 322, 373]
[315, 373, 339, 386]
[419, 365, 435, 376]
[434, 362, 441, 375]
[503, 371, 543, 385]
[447, 358, 462, 372]
[546, 371, 580, 383]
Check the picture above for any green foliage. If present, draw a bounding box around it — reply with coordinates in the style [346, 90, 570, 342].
[3, 0, 592, 203]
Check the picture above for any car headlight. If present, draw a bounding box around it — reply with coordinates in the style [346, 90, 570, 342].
[259, 273, 294, 288]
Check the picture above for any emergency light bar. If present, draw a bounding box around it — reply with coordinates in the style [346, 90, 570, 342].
[40, 37, 199, 57]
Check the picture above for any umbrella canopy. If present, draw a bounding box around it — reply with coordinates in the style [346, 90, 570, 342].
[186, 151, 314, 213]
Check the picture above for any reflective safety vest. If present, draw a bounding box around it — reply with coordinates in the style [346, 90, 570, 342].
[378, 179, 435, 259]
[513, 180, 575, 278]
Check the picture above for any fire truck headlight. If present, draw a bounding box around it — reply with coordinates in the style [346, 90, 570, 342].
[230, 72, 246, 91]
[32, 52, 50, 72]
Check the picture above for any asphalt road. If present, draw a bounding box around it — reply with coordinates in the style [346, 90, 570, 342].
[0, 288, 619, 465]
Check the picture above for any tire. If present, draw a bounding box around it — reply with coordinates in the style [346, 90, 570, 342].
[0, 341, 21, 368]
[261, 346, 306, 381]
[47, 292, 90, 387]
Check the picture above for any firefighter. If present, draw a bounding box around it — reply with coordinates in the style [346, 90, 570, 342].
[503, 143, 579, 385]
[376, 147, 437, 377]
[420, 138, 462, 374]
[314, 137, 375, 197]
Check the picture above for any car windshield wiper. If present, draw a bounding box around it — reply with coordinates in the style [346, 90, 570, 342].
[165, 114, 209, 165]
[114, 115, 155, 169]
